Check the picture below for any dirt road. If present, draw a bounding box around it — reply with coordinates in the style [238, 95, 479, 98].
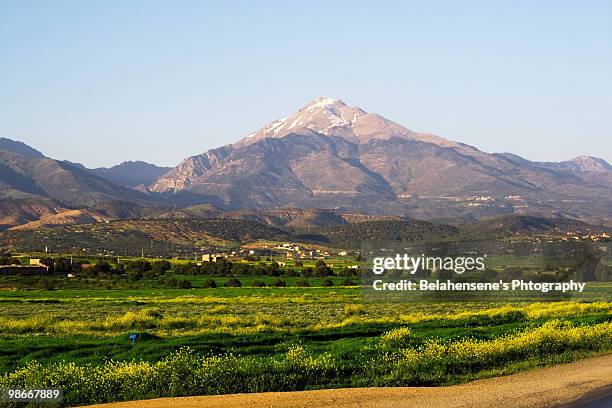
[88, 354, 612, 408]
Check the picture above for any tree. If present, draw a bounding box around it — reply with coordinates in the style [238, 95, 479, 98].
[314, 260, 333, 277]
[301, 267, 313, 278]
[95, 261, 112, 274]
[213, 258, 234, 275]
[337, 268, 353, 277]
[54, 258, 73, 273]
[125, 260, 151, 274]
[127, 270, 143, 282]
[267, 262, 281, 277]
[0, 257, 13, 265]
[232, 263, 254, 276]
[151, 260, 171, 275]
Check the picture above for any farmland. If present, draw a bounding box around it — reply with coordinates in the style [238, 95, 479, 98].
[0, 283, 611, 406]
[0, 224, 610, 406]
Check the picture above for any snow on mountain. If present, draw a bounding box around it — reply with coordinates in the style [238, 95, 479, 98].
[237, 97, 458, 148]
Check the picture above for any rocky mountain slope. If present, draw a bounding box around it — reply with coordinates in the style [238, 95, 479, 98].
[64, 160, 171, 188]
[1, 97, 610, 229]
[150, 98, 611, 223]
[0, 145, 153, 229]
[0, 150, 149, 207]
[89, 161, 171, 188]
[0, 137, 45, 158]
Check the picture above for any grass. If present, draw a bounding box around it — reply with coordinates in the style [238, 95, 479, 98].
[1, 319, 610, 406]
[0, 284, 610, 406]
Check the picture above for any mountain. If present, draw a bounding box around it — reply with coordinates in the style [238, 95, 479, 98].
[0, 197, 66, 231]
[62, 160, 171, 188]
[150, 97, 612, 224]
[0, 137, 45, 158]
[555, 156, 612, 172]
[237, 97, 458, 148]
[0, 144, 154, 229]
[496, 152, 611, 173]
[9, 209, 112, 230]
[495, 153, 612, 196]
[89, 161, 172, 188]
[0, 150, 149, 207]
[2, 102, 611, 229]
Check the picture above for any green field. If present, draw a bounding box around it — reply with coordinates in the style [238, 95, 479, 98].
[0, 249, 611, 406]
[0, 284, 611, 406]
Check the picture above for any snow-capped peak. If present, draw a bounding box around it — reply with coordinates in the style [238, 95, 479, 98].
[236, 97, 457, 148]
[305, 96, 345, 110]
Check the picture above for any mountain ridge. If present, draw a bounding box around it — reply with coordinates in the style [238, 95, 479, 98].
[0, 137, 45, 158]
[0, 94, 610, 230]
[149, 97, 611, 224]
[89, 160, 172, 187]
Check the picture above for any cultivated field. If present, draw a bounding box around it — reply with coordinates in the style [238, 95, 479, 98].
[0, 283, 611, 406]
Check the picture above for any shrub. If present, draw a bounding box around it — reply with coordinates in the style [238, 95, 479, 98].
[300, 267, 313, 278]
[124, 260, 151, 274]
[202, 278, 217, 288]
[127, 270, 143, 282]
[0, 322, 612, 406]
[251, 279, 266, 287]
[225, 277, 242, 287]
[337, 268, 353, 277]
[159, 277, 178, 288]
[296, 278, 310, 287]
[378, 327, 412, 348]
[0, 257, 12, 265]
[321, 278, 334, 287]
[38, 277, 55, 291]
[283, 269, 299, 277]
[179, 279, 192, 289]
[2, 320, 610, 406]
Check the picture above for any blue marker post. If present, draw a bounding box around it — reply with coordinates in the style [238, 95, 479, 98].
[129, 333, 137, 346]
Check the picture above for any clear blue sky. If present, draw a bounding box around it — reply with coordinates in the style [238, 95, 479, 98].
[1, 1, 610, 167]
